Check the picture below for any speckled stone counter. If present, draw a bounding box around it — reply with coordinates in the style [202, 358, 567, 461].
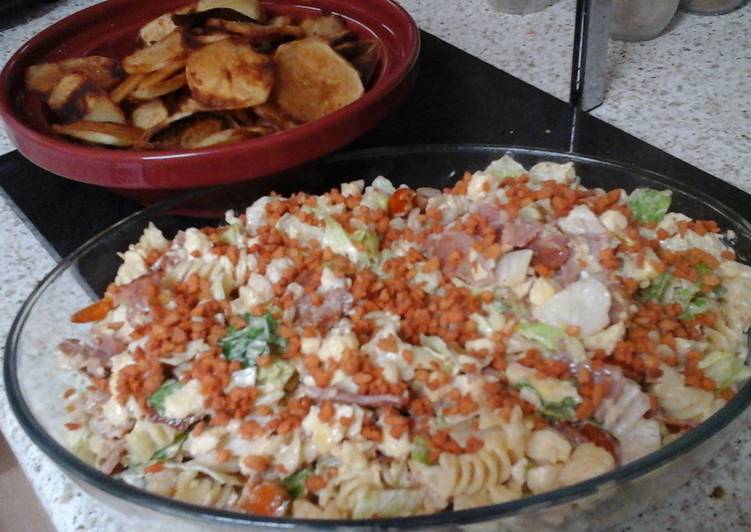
[1, 1, 750, 530]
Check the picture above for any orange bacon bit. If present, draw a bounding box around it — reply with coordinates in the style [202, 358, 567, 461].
[362, 423, 384, 443]
[305, 474, 327, 493]
[71, 298, 113, 323]
[721, 249, 736, 261]
[244, 455, 270, 471]
[245, 482, 290, 516]
[144, 463, 166, 474]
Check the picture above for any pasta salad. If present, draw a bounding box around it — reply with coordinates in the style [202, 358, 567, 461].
[60, 156, 751, 518]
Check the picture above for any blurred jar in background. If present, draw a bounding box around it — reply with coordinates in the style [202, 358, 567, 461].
[610, 0, 679, 41]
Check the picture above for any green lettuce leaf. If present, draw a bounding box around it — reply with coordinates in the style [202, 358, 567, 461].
[351, 228, 381, 264]
[411, 435, 436, 465]
[629, 188, 672, 223]
[698, 351, 751, 389]
[282, 468, 312, 498]
[150, 429, 190, 462]
[516, 322, 565, 351]
[147, 380, 183, 415]
[220, 313, 286, 367]
[539, 396, 578, 421]
[352, 489, 424, 519]
[639, 272, 673, 302]
[257, 359, 296, 387]
[680, 296, 710, 320]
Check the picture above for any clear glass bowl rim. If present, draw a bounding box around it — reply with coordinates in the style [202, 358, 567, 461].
[5, 144, 751, 529]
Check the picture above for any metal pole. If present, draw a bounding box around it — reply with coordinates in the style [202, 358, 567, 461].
[570, 0, 612, 112]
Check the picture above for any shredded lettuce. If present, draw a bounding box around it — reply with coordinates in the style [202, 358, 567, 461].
[220, 224, 243, 246]
[516, 322, 565, 351]
[282, 468, 312, 498]
[351, 228, 381, 263]
[323, 218, 380, 267]
[629, 188, 672, 223]
[417, 334, 457, 373]
[639, 272, 672, 302]
[539, 396, 578, 421]
[147, 380, 183, 415]
[698, 351, 751, 389]
[352, 489, 424, 518]
[484, 155, 525, 179]
[514, 381, 579, 421]
[220, 313, 286, 368]
[680, 296, 710, 320]
[150, 430, 190, 462]
[670, 285, 700, 309]
[411, 435, 436, 465]
[257, 359, 296, 388]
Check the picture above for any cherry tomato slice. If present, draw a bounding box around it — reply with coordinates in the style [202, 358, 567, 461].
[70, 298, 113, 323]
[388, 188, 415, 217]
[246, 482, 290, 516]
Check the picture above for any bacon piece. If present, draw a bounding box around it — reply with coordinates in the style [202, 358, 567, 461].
[553, 421, 619, 464]
[557, 256, 582, 286]
[296, 288, 353, 326]
[99, 441, 126, 474]
[300, 386, 407, 408]
[148, 412, 202, 431]
[578, 423, 619, 463]
[472, 202, 509, 231]
[426, 230, 495, 284]
[59, 337, 125, 379]
[501, 218, 542, 248]
[529, 226, 570, 270]
[111, 272, 160, 321]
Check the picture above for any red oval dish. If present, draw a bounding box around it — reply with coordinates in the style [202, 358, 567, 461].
[0, 0, 419, 199]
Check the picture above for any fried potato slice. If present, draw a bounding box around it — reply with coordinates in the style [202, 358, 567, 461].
[186, 40, 273, 109]
[130, 61, 187, 100]
[110, 73, 147, 103]
[140, 3, 195, 45]
[25, 63, 64, 94]
[52, 121, 143, 147]
[334, 40, 381, 86]
[183, 30, 231, 48]
[130, 72, 186, 100]
[300, 15, 355, 43]
[140, 13, 179, 46]
[143, 112, 225, 148]
[253, 102, 298, 130]
[131, 99, 169, 129]
[196, 0, 265, 21]
[272, 38, 364, 122]
[26, 56, 125, 94]
[123, 31, 186, 74]
[141, 110, 196, 143]
[59, 57, 126, 89]
[204, 18, 303, 41]
[178, 116, 227, 148]
[190, 125, 271, 147]
[48, 73, 126, 124]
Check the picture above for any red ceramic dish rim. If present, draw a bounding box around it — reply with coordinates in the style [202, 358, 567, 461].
[0, 0, 420, 187]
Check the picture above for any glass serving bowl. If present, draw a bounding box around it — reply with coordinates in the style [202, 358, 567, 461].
[5, 145, 751, 531]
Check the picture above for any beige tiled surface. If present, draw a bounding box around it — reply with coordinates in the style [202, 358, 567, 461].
[0, 434, 54, 532]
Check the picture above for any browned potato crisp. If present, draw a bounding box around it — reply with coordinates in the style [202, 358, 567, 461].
[25, 0, 380, 150]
